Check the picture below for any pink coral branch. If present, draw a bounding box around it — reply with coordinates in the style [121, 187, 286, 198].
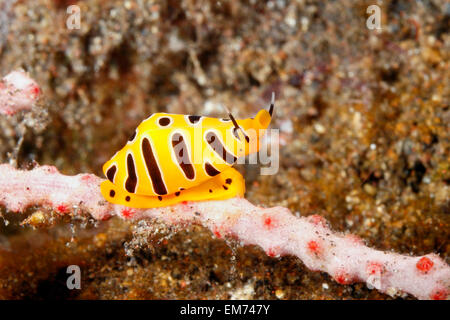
[0, 69, 41, 115]
[0, 163, 449, 300]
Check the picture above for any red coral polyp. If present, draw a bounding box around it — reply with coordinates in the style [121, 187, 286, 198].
[334, 269, 355, 285]
[264, 216, 273, 229]
[213, 226, 222, 239]
[121, 207, 135, 218]
[430, 287, 448, 300]
[366, 261, 384, 275]
[56, 204, 69, 214]
[266, 248, 277, 257]
[416, 257, 434, 274]
[307, 240, 322, 256]
[29, 85, 41, 98]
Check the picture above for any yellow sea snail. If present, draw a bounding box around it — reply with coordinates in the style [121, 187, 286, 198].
[100, 93, 275, 208]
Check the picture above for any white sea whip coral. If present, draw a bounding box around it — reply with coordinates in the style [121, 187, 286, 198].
[0, 69, 40, 116]
[0, 163, 448, 300]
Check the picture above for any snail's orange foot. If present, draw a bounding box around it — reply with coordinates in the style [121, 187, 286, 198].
[100, 168, 245, 209]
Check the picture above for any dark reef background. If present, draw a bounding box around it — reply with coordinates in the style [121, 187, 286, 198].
[0, 0, 448, 299]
